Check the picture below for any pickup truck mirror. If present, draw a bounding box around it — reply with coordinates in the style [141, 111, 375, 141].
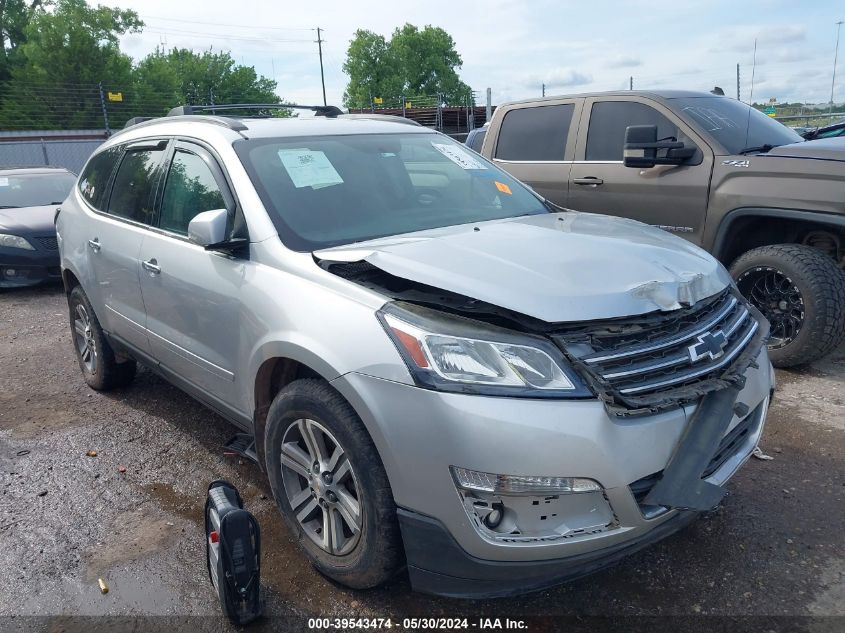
[623, 125, 696, 168]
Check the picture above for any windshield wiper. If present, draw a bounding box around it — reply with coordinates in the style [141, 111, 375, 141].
[737, 144, 777, 155]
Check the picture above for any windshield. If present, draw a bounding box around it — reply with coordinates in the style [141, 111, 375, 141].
[672, 97, 803, 154]
[0, 172, 76, 208]
[236, 133, 549, 251]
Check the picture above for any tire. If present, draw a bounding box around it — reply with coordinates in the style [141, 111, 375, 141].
[68, 285, 136, 390]
[730, 244, 845, 367]
[264, 378, 403, 589]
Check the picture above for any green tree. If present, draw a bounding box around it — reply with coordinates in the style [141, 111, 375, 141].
[129, 48, 288, 121]
[0, 0, 141, 129]
[0, 0, 42, 81]
[342, 24, 471, 109]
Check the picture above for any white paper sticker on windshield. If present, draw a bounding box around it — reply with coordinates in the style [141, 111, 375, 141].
[278, 149, 344, 189]
[431, 143, 487, 170]
[0, 177, 8, 187]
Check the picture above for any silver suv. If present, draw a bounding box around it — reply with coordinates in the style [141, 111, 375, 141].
[57, 105, 775, 598]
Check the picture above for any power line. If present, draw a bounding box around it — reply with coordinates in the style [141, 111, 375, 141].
[141, 15, 314, 31]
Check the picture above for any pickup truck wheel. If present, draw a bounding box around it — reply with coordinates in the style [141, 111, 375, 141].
[264, 378, 403, 589]
[67, 286, 137, 390]
[730, 244, 845, 367]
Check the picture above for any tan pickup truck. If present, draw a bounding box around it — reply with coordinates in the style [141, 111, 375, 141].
[479, 90, 845, 366]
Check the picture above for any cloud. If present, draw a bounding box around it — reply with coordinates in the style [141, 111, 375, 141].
[524, 67, 592, 89]
[714, 24, 807, 53]
[605, 55, 642, 69]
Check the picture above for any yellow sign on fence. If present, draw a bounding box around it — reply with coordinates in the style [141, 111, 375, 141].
[107, 92, 123, 102]
[372, 96, 383, 104]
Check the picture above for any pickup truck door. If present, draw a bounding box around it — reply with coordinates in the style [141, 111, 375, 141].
[567, 96, 713, 245]
[488, 98, 582, 207]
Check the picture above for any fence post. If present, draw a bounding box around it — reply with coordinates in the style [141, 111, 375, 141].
[486, 88, 492, 123]
[401, 96, 406, 118]
[40, 138, 49, 166]
[98, 82, 111, 136]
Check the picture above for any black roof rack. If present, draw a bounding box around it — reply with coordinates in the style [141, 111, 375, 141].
[123, 116, 154, 129]
[167, 103, 345, 118]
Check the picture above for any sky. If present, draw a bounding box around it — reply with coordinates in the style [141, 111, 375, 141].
[117, 0, 845, 108]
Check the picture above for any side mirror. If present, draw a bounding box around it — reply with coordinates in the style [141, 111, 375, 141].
[623, 125, 696, 168]
[188, 208, 228, 247]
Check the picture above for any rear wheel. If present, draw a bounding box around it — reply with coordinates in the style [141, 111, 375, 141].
[264, 378, 403, 589]
[68, 285, 136, 390]
[730, 244, 845, 367]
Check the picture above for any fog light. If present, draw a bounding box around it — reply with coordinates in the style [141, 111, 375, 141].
[5, 268, 16, 277]
[451, 466, 601, 495]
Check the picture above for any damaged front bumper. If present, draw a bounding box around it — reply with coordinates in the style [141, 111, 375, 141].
[331, 346, 774, 598]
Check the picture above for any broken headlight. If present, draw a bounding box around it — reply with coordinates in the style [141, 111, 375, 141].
[378, 302, 590, 398]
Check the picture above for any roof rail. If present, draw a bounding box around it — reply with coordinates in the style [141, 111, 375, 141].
[123, 116, 154, 129]
[339, 113, 422, 126]
[167, 103, 345, 118]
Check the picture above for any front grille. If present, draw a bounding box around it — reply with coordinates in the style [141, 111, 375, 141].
[554, 289, 767, 413]
[35, 236, 58, 250]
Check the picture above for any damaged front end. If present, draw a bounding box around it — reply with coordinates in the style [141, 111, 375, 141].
[320, 258, 769, 417]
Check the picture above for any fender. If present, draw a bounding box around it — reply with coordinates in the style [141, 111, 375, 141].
[248, 338, 344, 469]
[711, 207, 845, 261]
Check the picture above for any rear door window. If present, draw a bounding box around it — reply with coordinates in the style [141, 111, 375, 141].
[78, 147, 122, 210]
[159, 149, 226, 235]
[585, 101, 679, 161]
[106, 147, 166, 225]
[494, 104, 574, 161]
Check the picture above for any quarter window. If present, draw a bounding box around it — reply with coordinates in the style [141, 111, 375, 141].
[159, 150, 226, 235]
[585, 101, 680, 161]
[495, 104, 575, 161]
[107, 148, 166, 224]
[78, 147, 122, 210]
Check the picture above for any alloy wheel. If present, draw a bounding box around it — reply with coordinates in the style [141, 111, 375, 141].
[736, 266, 804, 349]
[279, 418, 362, 556]
[73, 303, 98, 374]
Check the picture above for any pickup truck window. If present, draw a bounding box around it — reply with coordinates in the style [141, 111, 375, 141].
[586, 101, 679, 161]
[672, 97, 803, 154]
[495, 104, 574, 161]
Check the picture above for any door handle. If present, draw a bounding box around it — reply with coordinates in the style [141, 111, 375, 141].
[573, 177, 604, 186]
[87, 238, 101, 252]
[141, 259, 161, 275]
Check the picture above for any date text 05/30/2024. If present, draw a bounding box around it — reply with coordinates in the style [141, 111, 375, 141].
[308, 618, 528, 630]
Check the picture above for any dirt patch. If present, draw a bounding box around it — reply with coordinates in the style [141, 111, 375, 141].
[83, 506, 187, 581]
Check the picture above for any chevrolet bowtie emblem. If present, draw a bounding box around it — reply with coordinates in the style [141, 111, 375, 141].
[687, 330, 727, 363]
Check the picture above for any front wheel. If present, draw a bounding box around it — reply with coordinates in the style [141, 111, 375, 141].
[730, 244, 845, 367]
[264, 379, 403, 589]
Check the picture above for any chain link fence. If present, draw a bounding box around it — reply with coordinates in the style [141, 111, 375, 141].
[0, 131, 106, 173]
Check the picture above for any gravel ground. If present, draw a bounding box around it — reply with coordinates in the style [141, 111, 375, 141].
[1, 284, 843, 631]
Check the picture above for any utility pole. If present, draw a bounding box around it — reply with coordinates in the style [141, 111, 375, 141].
[629, 76, 633, 90]
[736, 63, 740, 100]
[749, 38, 757, 103]
[485, 87, 492, 122]
[830, 20, 843, 121]
[316, 27, 327, 106]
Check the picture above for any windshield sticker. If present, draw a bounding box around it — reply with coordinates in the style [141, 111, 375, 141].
[0, 177, 8, 187]
[494, 181, 512, 195]
[431, 143, 488, 170]
[278, 149, 344, 189]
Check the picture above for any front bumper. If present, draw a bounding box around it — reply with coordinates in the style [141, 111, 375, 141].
[0, 242, 61, 288]
[331, 347, 773, 597]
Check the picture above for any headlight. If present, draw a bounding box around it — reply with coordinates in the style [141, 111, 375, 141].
[0, 234, 35, 250]
[378, 302, 590, 398]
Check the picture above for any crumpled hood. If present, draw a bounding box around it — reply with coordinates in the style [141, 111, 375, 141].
[315, 212, 732, 322]
[766, 137, 845, 162]
[0, 205, 58, 235]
